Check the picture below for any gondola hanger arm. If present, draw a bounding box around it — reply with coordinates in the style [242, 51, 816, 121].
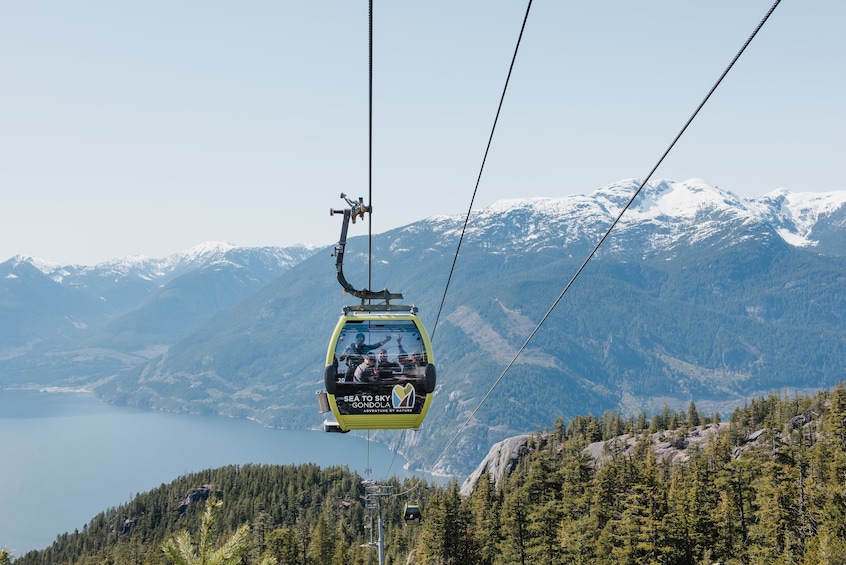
[331, 193, 403, 303]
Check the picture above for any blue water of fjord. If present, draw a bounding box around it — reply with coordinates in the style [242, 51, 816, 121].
[0, 389, 431, 556]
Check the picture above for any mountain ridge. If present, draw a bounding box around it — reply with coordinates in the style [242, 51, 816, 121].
[427, 178, 846, 256]
[0, 243, 319, 356]
[3, 178, 845, 476]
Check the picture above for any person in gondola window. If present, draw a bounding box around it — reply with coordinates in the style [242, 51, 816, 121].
[376, 348, 401, 378]
[354, 353, 380, 383]
[397, 336, 424, 376]
[339, 332, 391, 381]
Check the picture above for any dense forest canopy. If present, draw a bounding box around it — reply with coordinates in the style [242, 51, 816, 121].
[9, 385, 846, 564]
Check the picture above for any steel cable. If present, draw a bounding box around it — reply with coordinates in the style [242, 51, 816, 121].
[431, 0, 783, 470]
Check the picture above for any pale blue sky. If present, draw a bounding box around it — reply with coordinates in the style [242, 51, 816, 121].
[2, 1, 843, 265]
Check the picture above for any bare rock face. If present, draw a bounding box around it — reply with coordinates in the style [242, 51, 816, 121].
[461, 423, 738, 496]
[584, 423, 731, 467]
[460, 434, 547, 496]
[177, 484, 223, 514]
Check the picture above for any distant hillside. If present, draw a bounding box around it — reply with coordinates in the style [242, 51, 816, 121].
[3, 179, 846, 476]
[0, 243, 317, 382]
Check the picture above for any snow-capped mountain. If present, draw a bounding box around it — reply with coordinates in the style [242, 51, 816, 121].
[4, 179, 846, 476]
[0, 243, 319, 354]
[13, 241, 317, 284]
[420, 178, 846, 258]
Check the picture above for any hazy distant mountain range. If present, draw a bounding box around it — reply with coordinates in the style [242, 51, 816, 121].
[0, 243, 318, 376]
[2, 179, 845, 476]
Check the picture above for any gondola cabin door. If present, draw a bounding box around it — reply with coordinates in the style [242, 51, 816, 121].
[323, 311, 436, 431]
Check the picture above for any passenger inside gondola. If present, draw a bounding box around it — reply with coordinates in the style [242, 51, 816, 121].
[339, 331, 391, 381]
[376, 348, 400, 378]
[353, 353, 380, 383]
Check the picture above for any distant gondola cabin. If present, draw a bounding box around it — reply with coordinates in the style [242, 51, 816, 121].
[404, 502, 422, 525]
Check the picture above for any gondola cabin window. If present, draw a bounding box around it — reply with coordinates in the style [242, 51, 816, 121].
[335, 320, 426, 385]
[335, 320, 427, 384]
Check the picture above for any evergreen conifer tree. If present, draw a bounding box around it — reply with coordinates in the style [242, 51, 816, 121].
[161, 499, 250, 565]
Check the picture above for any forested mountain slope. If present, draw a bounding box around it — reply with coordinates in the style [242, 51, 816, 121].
[11, 385, 846, 564]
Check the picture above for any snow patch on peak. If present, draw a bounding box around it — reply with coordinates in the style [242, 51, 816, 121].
[483, 194, 596, 219]
[781, 191, 846, 222]
[165, 242, 236, 267]
[631, 179, 742, 219]
[485, 197, 547, 214]
[591, 179, 640, 208]
[11, 255, 63, 275]
[181, 241, 237, 257]
[776, 229, 814, 247]
[750, 189, 846, 246]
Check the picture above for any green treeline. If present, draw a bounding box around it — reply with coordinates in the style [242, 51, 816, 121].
[12, 461, 431, 565]
[11, 385, 846, 564]
[427, 388, 846, 565]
